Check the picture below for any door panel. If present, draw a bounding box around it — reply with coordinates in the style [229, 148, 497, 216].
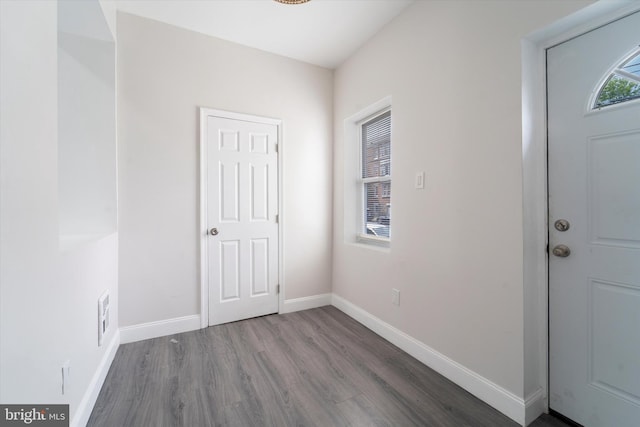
[250, 163, 269, 221]
[589, 131, 640, 246]
[205, 114, 279, 325]
[547, 11, 640, 427]
[220, 162, 240, 222]
[250, 238, 269, 296]
[589, 279, 640, 406]
[220, 240, 240, 301]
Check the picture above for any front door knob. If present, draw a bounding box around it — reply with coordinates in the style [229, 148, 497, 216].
[552, 244, 571, 258]
[210, 227, 219, 236]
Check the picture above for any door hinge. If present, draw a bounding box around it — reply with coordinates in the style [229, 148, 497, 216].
[275, 143, 278, 153]
[275, 214, 279, 224]
[276, 284, 280, 294]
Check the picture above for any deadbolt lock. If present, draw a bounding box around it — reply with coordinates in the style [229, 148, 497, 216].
[554, 219, 570, 232]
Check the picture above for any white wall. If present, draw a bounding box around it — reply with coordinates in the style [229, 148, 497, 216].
[333, 0, 591, 406]
[117, 13, 333, 327]
[58, 0, 117, 242]
[0, 1, 119, 425]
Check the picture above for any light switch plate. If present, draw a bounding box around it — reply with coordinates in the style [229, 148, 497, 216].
[392, 288, 400, 305]
[415, 172, 425, 189]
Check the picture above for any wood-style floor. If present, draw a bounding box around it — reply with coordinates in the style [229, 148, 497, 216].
[88, 306, 570, 427]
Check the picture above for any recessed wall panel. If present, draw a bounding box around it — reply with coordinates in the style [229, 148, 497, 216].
[250, 163, 268, 221]
[220, 241, 240, 301]
[589, 131, 640, 248]
[219, 130, 239, 152]
[250, 239, 269, 296]
[219, 162, 239, 222]
[589, 279, 640, 405]
[250, 133, 268, 154]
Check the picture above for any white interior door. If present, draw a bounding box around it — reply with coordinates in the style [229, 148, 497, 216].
[203, 111, 279, 326]
[547, 12, 640, 427]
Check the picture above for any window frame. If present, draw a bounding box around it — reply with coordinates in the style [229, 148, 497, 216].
[589, 46, 640, 112]
[357, 107, 391, 246]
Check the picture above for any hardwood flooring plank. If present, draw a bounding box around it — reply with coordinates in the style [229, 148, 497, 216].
[307, 325, 440, 425]
[244, 314, 282, 344]
[301, 307, 370, 344]
[336, 393, 393, 427]
[88, 307, 573, 427]
[200, 324, 235, 356]
[283, 333, 361, 404]
[286, 380, 350, 427]
[384, 353, 515, 427]
[261, 335, 309, 386]
[225, 319, 265, 356]
[307, 307, 403, 360]
[250, 350, 307, 426]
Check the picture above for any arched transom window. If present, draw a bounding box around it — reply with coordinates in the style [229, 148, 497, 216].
[593, 47, 640, 109]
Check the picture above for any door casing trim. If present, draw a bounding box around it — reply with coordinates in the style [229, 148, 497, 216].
[522, 1, 640, 423]
[199, 108, 283, 328]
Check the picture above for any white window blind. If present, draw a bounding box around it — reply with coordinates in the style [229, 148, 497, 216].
[359, 110, 391, 241]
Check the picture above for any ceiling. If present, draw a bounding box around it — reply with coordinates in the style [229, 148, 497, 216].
[113, 0, 415, 69]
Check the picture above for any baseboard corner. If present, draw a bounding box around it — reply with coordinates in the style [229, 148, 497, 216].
[280, 293, 332, 314]
[331, 294, 527, 426]
[71, 329, 120, 427]
[524, 387, 546, 426]
[119, 314, 201, 344]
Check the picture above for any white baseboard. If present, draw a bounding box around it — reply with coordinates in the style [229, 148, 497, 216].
[120, 314, 201, 344]
[331, 294, 527, 426]
[71, 330, 120, 427]
[524, 387, 546, 426]
[280, 293, 332, 314]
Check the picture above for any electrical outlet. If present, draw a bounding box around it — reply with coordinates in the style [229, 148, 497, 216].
[392, 288, 400, 306]
[61, 360, 70, 395]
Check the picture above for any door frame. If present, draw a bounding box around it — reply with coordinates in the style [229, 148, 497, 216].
[522, 1, 640, 423]
[198, 108, 284, 328]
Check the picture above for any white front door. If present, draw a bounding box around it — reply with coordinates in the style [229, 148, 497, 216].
[202, 110, 279, 326]
[547, 12, 640, 427]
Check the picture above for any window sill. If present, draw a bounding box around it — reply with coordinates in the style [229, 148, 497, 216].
[356, 234, 390, 249]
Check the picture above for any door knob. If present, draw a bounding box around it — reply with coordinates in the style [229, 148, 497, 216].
[552, 244, 570, 258]
[209, 228, 219, 236]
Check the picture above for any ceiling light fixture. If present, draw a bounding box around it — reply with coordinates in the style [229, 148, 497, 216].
[274, 0, 311, 4]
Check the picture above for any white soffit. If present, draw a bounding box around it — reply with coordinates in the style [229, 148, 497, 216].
[112, 0, 415, 69]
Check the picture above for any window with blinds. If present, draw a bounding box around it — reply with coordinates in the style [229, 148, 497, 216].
[359, 109, 391, 241]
